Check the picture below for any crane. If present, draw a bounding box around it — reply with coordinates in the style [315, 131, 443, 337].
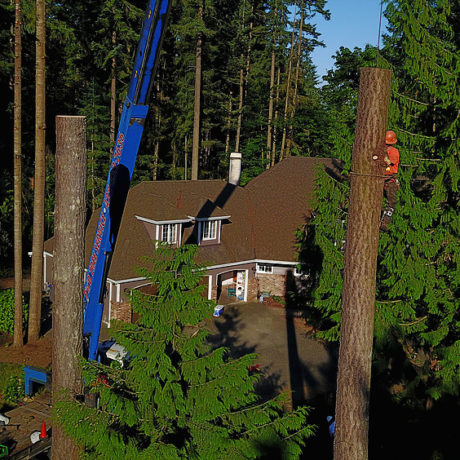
[82, 0, 172, 361]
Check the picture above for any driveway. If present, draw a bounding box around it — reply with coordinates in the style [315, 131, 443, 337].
[207, 302, 337, 405]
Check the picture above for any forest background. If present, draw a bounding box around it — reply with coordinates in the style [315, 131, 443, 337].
[0, 0, 458, 457]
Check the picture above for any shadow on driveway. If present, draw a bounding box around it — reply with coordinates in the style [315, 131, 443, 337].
[207, 302, 337, 405]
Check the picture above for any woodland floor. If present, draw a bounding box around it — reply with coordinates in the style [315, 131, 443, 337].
[0, 275, 52, 369]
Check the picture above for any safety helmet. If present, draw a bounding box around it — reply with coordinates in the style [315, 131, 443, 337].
[385, 130, 397, 144]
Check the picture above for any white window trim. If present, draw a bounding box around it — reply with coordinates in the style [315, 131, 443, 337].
[256, 263, 273, 274]
[202, 220, 217, 240]
[161, 223, 177, 244]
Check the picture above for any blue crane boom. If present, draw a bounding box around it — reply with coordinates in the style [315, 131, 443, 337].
[83, 0, 171, 361]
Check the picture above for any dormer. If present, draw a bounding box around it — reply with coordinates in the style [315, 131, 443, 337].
[188, 199, 230, 247]
[135, 215, 192, 248]
[193, 217, 229, 246]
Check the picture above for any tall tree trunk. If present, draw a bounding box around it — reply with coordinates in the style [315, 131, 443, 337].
[225, 91, 232, 155]
[52, 116, 86, 460]
[184, 135, 188, 180]
[28, 0, 46, 343]
[172, 141, 177, 177]
[243, 2, 254, 102]
[333, 68, 392, 460]
[13, 0, 23, 347]
[286, 6, 303, 158]
[266, 9, 276, 169]
[279, 16, 296, 160]
[235, 65, 244, 153]
[191, 3, 203, 180]
[234, 0, 247, 154]
[271, 65, 281, 167]
[110, 29, 116, 146]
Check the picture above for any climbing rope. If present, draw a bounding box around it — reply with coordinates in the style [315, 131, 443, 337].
[349, 171, 388, 179]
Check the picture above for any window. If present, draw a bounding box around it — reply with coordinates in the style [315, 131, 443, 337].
[161, 224, 176, 244]
[256, 264, 273, 274]
[202, 220, 217, 240]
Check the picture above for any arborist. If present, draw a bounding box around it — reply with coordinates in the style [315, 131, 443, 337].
[373, 130, 400, 231]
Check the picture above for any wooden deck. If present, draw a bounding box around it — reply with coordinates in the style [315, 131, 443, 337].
[1, 391, 52, 458]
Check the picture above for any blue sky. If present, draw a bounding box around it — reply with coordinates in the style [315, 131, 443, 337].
[310, 0, 387, 79]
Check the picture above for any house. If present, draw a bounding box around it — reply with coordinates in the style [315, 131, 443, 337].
[43, 155, 336, 326]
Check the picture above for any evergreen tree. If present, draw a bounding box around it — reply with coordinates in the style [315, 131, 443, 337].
[303, 0, 459, 416]
[375, 0, 459, 403]
[55, 244, 314, 459]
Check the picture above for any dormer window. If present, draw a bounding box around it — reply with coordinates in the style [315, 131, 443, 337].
[202, 220, 217, 240]
[161, 223, 176, 244]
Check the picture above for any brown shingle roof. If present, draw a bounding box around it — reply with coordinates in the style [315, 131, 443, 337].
[246, 157, 336, 261]
[81, 157, 338, 281]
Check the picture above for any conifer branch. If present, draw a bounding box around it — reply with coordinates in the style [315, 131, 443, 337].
[394, 91, 430, 106]
[398, 127, 436, 139]
[415, 157, 442, 162]
[399, 316, 427, 327]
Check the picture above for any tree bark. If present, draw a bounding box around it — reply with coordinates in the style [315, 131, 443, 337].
[191, 3, 203, 180]
[266, 1, 277, 169]
[279, 18, 295, 160]
[13, 0, 23, 347]
[52, 116, 86, 460]
[225, 91, 232, 155]
[286, 6, 303, 158]
[28, 0, 46, 343]
[333, 67, 392, 460]
[271, 65, 281, 167]
[110, 29, 117, 146]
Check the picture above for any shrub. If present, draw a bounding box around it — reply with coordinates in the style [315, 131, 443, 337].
[0, 289, 28, 335]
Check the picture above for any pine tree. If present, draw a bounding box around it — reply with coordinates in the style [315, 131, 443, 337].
[55, 244, 314, 459]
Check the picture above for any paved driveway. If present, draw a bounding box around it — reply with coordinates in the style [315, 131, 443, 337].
[207, 302, 337, 404]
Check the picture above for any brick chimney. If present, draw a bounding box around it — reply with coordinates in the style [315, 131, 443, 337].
[229, 152, 242, 186]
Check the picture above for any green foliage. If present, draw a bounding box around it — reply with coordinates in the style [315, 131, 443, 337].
[0, 289, 28, 335]
[2, 375, 25, 405]
[0, 363, 24, 407]
[55, 245, 314, 458]
[303, 0, 459, 409]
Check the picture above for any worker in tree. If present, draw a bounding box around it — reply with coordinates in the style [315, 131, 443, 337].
[373, 130, 400, 231]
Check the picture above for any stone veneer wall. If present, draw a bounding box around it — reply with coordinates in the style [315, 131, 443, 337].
[256, 274, 286, 298]
[111, 301, 132, 323]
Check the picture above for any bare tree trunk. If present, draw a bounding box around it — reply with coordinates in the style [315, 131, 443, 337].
[333, 68, 392, 460]
[13, 0, 23, 347]
[184, 135, 188, 180]
[266, 49, 276, 168]
[286, 6, 303, 158]
[172, 141, 177, 177]
[271, 65, 281, 167]
[235, 67, 244, 153]
[28, 0, 46, 343]
[279, 17, 296, 160]
[191, 3, 203, 180]
[234, 0, 247, 154]
[52, 116, 86, 460]
[225, 91, 232, 155]
[110, 30, 117, 146]
[243, 2, 253, 102]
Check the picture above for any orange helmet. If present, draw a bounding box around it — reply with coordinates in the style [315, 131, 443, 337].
[385, 130, 397, 144]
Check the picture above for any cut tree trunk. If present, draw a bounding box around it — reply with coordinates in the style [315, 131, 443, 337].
[52, 115, 87, 460]
[333, 67, 392, 460]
